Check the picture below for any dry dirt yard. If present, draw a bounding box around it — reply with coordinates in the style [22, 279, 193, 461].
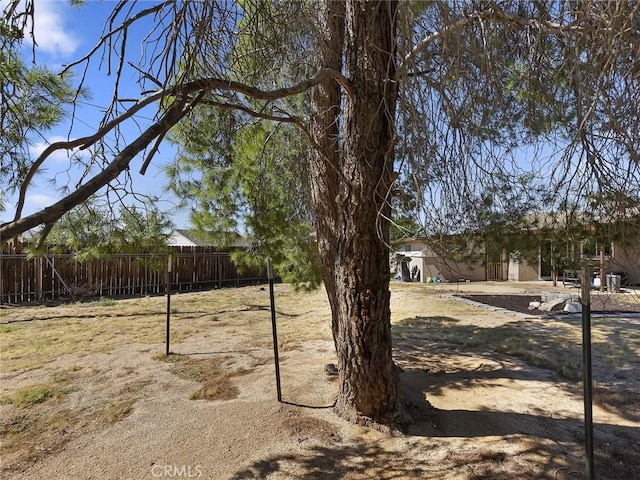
[1, 281, 639, 480]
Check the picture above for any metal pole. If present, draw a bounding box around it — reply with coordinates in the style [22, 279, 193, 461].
[166, 255, 172, 356]
[268, 259, 282, 402]
[581, 264, 594, 480]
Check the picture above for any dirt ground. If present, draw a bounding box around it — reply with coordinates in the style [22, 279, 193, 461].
[1, 281, 639, 480]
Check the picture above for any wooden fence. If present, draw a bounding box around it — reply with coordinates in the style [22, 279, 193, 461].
[0, 246, 267, 304]
[486, 261, 504, 281]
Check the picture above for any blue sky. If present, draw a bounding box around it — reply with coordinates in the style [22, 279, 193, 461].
[1, 0, 191, 228]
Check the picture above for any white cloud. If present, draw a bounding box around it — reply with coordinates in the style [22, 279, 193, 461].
[30, 135, 86, 163]
[1, 188, 60, 221]
[25, 0, 80, 57]
[26, 194, 56, 209]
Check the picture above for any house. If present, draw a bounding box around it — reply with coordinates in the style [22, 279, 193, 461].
[393, 237, 496, 283]
[520, 210, 640, 286]
[394, 226, 640, 286]
[168, 229, 249, 248]
[532, 235, 640, 286]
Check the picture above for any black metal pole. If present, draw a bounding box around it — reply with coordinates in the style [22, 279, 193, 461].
[166, 255, 172, 356]
[268, 259, 282, 402]
[581, 264, 594, 480]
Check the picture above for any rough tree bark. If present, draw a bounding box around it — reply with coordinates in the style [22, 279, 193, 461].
[310, 0, 402, 427]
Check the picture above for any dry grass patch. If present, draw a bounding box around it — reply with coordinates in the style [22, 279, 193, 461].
[283, 415, 341, 444]
[0, 299, 198, 373]
[1, 366, 80, 406]
[0, 380, 144, 474]
[395, 316, 586, 380]
[3, 319, 112, 371]
[189, 380, 238, 401]
[0, 285, 333, 373]
[94, 398, 137, 424]
[0, 348, 152, 475]
[1, 284, 330, 365]
[10, 384, 78, 407]
[155, 353, 255, 401]
[0, 407, 83, 471]
[390, 286, 486, 322]
[0, 323, 13, 333]
[0, 395, 140, 474]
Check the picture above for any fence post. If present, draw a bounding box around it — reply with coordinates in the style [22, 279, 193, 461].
[166, 254, 172, 356]
[268, 259, 282, 402]
[0, 252, 4, 305]
[217, 253, 221, 288]
[35, 256, 42, 301]
[581, 264, 594, 480]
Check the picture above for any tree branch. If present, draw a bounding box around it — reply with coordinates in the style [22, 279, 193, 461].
[139, 91, 205, 175]
[397, 11, 488, 81]
[200, 98, 348, 183]
[14, 67, 349, 222]
[13, 89, 172, 221]
[199, 98, 305, 125]
[2, 63, 355, 242]
[1, 98, 191, 242]
[61, 2, 172, 75]
[397, 7, 600, 81]
[183, 67, 353, 100]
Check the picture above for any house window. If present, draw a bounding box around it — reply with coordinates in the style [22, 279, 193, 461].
[581, 239, 611, 259]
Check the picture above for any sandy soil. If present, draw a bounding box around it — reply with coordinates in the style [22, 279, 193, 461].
[1, 281, 638, 480]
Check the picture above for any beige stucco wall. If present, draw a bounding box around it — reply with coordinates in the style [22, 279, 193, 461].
[610, 242, 640, 286]
[394, 240, 487, 282]
[507, 257, 539, 281]
[421, 257, 486, 282]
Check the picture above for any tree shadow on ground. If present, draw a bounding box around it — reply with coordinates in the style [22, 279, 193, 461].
[228, 439, 578, 480]
[229, 424, 638, 480]
[390, 315, 639, 478]
[228, 314, 639, 480]
[393, 315, 640, 423]
[398, 367, 638, 443]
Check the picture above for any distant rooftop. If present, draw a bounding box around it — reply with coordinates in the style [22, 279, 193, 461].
[168, 229, 248, 248]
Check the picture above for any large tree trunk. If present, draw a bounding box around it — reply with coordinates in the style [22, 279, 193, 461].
[310, 0, 401, 427]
